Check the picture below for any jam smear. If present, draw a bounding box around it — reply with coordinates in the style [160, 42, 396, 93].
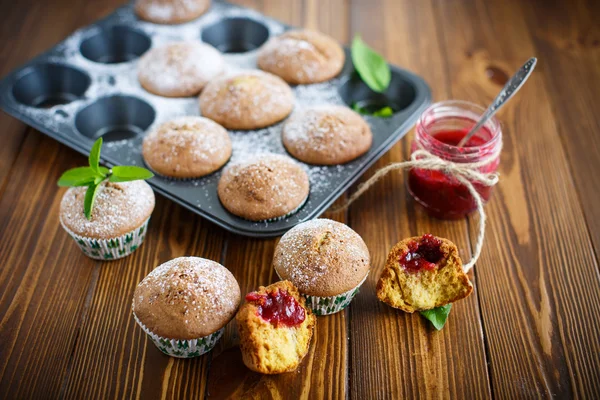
[399, 234, 444, 273]
[245, 289, 305, 327]
[409, 127, 498, 219]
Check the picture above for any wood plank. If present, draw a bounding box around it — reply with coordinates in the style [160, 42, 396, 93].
[521, 0, 600, 262]
[205, 1, 351, 398]
[347, 0, 491, 398]
[435, 0, 600, 397]
[0, 133, 100, 399]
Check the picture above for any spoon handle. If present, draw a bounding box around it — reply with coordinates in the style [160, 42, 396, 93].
[457, 57, 537, 147]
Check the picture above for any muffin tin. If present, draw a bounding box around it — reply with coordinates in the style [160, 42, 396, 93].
[0, 1, 431, 238]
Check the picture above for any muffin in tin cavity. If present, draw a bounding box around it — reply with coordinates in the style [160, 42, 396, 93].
[282, 105, 373, 165]
[199, 70, 294, 130]
[257, 29, 345, 85]
[217, 154, 309, 221]
[138, 41, 225, 97]
[135, 0, 211, 24]
[142, 116, 232, 179]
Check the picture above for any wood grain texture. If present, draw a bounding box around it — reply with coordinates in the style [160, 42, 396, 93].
[521, 0, 600, 258]
[0, 134, 100, 399]
[435, 0, 600, 397]
[0, 0, 599, 399]
[346, 0, 491, 398]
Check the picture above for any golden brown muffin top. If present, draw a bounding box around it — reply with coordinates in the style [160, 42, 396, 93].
[142, 116, 231, 178]
[135, 0, 211, 24]
[257, 29, 345, 84]
[273, 218, 371, 297]
[133, 257, 241, 339]
[199, 70, 294, 130]
[138, 41, 224, 97]
[60, 180, 155, 240]
[282, 105, 373, 165]
[217, 154, 309, 221]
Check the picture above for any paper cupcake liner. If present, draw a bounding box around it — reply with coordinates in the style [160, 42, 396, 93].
[133, 312, 223, 358]
[61, 217, 150, 260]
[275, 271, 369, 316]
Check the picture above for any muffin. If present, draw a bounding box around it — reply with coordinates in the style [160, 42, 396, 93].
[142, 116, 231, 179]
[217, 154, 309, 221]
[135, 0, 211, 24]
[199, 71, 294, 130]
[282, 105, 373, 165]
[376, 234, 473, 312]
[138, 41, 225, 97]
[237, 280, 316, 374]
[272, 219, 370, 315]
[59, 180, 155, 260]
[132, 257, 241, 358]
[257, 29, 345, 84]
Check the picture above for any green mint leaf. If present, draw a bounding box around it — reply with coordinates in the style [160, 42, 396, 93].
[109, 166, 154, 182]
[351, 34, 391, 93]
[98, 166, 110, 175]
[57, 167, 99, 187]
[352, 103, 367, 114]
[89, 138, 103, 173]
[420, 304, 452, 331]
[373, 106, 394, 117]
[83, 183, 101, 220]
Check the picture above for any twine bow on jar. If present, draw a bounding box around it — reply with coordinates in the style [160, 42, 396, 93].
[330, 147, 501, 272]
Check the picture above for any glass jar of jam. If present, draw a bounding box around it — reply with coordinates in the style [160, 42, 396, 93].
[408, 100, 502, 219]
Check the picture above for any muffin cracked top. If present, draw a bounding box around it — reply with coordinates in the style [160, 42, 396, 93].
[217, 154, 309, 221]
[135, 0, 211, 24]
[142, 116, 231, 178]
[199, 70, 294, 130]
[133, 257, 241, 339]
[258, 29, 345, 84]
[273, 218, 370, 297]
[283, 105, 373, 165]
[138, 41, 224, 97]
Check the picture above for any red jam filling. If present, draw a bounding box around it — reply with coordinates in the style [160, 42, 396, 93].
[399, 234, 444, 273]
[245, 289, 305, 327]
[409, 127, 499, 219]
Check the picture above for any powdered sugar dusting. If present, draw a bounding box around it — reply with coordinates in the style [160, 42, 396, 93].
[138, 41, 224, 96]
[199, 70, 293, 126]
[273, 218, 370, 294]
[137, 0, 209, 23]
[143, 116, 230, 175]
[60, 180, 155, 239]
[134, 257, 240, 337]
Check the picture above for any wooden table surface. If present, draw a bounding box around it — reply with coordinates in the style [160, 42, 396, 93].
[1, 0, 600, 398]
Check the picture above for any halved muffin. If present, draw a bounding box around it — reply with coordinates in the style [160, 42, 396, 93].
[236, 280, 315, 374]
[376, 234, 473, 312]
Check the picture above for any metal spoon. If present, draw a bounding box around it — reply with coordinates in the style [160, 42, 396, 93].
[457, 57, 537, 147]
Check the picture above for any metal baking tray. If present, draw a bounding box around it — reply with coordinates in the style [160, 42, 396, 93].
[0, 0, 431, 238]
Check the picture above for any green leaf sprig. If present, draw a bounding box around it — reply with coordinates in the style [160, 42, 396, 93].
[57, 138, 154, 220]
[351, 34, 392, 94]
[352, 103, 394, 118]
[420, 304, 452, 331]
